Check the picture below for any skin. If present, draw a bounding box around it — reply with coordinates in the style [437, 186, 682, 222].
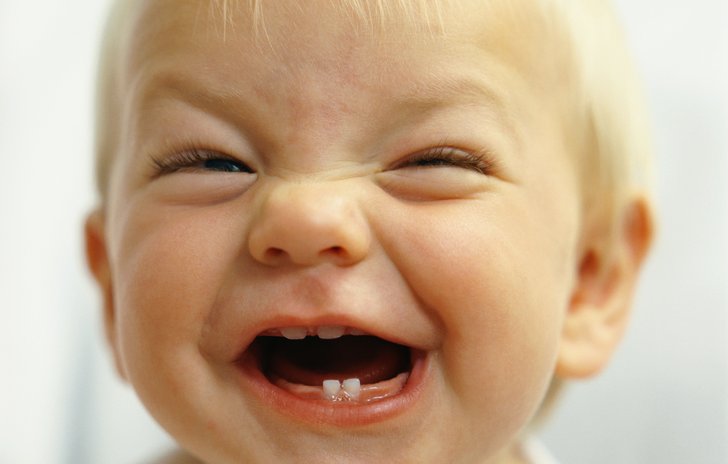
[85, 1, 653, 463]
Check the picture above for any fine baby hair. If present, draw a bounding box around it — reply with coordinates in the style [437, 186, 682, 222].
[85, 0, 654, 462]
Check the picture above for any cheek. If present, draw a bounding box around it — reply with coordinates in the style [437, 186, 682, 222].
[374, 195, 576, 431]
[107, 199, 271, 458]
[109, 202, 246, 387]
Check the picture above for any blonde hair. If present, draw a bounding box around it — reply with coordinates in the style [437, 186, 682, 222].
[552, 0, 652, 259]
[93, 0, 651, 422]
[93, 0, 137, 199]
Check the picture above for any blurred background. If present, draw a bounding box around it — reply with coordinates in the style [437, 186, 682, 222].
[0, 1, 726, 463]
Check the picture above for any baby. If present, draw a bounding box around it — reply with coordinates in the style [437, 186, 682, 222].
[84, 0, 654, 462]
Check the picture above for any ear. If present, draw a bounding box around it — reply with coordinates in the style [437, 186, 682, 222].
[556, 196, 654, 379]
[85, 209, 127, 381]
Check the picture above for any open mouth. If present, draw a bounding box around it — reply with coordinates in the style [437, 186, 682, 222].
[242, 326, 416, 404]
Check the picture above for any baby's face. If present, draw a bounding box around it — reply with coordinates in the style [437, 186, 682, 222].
[98, 0, 583, 462]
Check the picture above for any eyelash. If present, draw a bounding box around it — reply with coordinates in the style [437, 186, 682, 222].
[151, 148, 254, 176]
[398, 146, 495, 175]
[150, 145, 494, 177]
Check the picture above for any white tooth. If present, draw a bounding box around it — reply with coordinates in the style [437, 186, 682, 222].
[280, 327, 308, 340]
[342, 378, 361, 400]
[322, 379, 341, 400]
[317, 326, 345, 339]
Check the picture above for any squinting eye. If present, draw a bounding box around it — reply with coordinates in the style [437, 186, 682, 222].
[151, 148, 255, 176]
[203, 158, 247, 172]
[396, 146, 494, 175]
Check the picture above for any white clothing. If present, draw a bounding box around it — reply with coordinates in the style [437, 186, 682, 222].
[153, 438, 561, 463]
[519, 436, 561, 464]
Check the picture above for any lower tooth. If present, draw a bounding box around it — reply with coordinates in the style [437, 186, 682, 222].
[321, 378, 362, 401]
[322, 379, 341, 400]
[274, 373, 409, 403]
[342, 378, 361, 400]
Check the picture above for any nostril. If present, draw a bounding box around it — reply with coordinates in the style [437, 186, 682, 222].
[321, 246, 349, 261]
[328, 246, 344, 256]
[264, 248, 287, 262]
[259, 245, 354, 266]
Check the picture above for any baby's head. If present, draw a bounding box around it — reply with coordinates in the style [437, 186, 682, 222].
[85, 0, 654, 462]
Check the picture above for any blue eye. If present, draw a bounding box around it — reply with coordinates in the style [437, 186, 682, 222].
[203, 158, 247, 172]
[152, 148, 255, 176]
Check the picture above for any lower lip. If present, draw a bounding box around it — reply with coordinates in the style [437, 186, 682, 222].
[235, 349, 431, 427]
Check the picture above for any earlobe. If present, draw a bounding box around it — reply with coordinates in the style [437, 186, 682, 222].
[556, 196, 654, 379]
[84, 209, 127, 381]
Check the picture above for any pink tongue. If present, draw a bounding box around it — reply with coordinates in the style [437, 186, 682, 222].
[265, 336, 408, 386]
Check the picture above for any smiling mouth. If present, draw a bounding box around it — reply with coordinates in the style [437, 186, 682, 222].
[242, 326, 415, 404]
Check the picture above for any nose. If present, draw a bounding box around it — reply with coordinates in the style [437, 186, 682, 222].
[247, 181, 371, 267]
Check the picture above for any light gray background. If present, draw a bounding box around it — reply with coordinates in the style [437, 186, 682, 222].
[0, 1, 725, 463]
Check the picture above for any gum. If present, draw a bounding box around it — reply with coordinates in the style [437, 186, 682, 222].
[273, 372, 410, 403]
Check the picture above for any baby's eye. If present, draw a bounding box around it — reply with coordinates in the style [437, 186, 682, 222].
[377, 145, 498, 200]
[201, 157, 250, 173]
[152, 148, 255, 176]
[395, 146, 493, 175]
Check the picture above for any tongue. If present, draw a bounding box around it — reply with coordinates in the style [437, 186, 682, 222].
[265, 336, 409, 386]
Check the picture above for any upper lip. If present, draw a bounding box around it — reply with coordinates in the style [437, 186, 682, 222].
[233, 314, 428, 361]
[200, 306, 438, 365]
[199, 271, 440, 364]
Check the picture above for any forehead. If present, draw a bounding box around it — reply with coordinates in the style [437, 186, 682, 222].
[124, 1, 555, 114]
[129, 0, 491, 41]
[122, 0, 552, 81]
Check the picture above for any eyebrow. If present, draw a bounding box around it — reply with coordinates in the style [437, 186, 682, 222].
[131, 70, 249, 118]
[388, 74, 520, 142]
[396, 73, 509, 110]
[128, 67, 278, 145]
[130, 66, 520, 149]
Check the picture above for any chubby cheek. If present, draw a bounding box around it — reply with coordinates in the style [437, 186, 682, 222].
[109, 201, 245, 423]
[375, 196, 574, 439]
